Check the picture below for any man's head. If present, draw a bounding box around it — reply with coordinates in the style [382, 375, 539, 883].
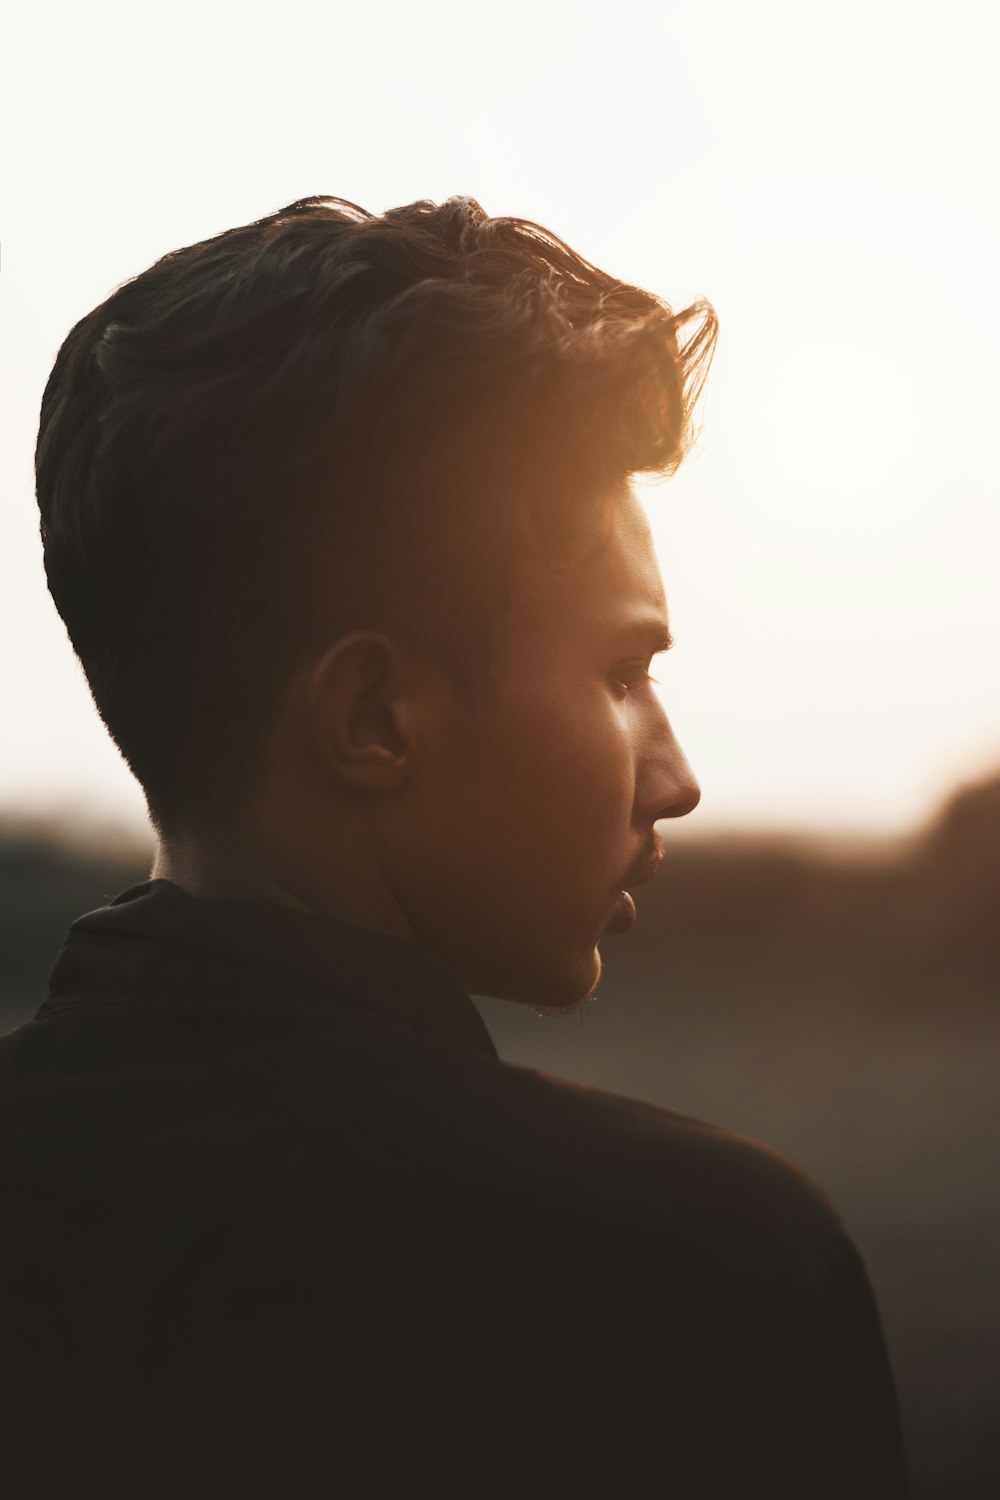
[36, 194, 715, 1007]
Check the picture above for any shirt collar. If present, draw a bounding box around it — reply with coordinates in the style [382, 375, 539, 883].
[43, 878, 498, 1060]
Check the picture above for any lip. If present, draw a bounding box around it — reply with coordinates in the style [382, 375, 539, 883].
[604, 889, 638, 934]
[621, 841, 665, 891]
[603, 842, 664, 936]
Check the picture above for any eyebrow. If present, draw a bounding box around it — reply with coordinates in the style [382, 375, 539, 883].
[617, 619, 674, 654]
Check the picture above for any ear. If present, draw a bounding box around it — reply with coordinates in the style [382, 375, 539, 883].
[305, 632, 415, 794]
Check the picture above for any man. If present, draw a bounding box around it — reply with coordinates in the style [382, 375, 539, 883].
[3, 196, 907, 1493]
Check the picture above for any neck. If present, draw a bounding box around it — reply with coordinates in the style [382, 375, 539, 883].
[151, 825, 417, 943]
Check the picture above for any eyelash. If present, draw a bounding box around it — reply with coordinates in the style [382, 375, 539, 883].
[610, 665, 659, 698]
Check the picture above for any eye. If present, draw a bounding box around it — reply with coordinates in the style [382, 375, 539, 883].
[609, 662, 658, 698]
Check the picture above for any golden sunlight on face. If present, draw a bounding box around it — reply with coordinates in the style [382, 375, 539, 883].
[396, 486, 700, 1011]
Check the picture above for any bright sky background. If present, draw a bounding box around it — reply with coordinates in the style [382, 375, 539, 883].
[3, 0, 998, 839]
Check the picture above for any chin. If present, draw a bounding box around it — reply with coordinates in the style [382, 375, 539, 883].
[517, 946, 603, 1017]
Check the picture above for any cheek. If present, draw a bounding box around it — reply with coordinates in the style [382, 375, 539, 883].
[493, 694, 637, 846]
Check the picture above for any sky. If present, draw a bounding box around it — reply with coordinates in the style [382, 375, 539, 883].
[2, 0, 998, 838]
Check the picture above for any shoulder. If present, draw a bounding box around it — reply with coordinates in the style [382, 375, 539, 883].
[0, 982, 852, 1291]
[448, 1046, 848, 1254]
[280, 1015, 854, 1286]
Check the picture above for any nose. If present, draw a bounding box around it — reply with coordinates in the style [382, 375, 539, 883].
[639, 711, 701, 823]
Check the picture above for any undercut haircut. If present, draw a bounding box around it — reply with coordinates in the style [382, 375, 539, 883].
[36, 195, 717, 835]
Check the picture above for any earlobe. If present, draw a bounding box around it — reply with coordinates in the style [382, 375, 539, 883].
[306, 632, 413, 793]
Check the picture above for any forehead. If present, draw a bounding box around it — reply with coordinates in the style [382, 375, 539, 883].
[512, 485, 668, 644]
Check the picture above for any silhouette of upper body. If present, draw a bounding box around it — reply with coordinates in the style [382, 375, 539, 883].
[0, 879, 908, 1495]
[22, 196, 909, 1493]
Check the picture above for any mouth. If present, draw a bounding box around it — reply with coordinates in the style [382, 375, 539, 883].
[602, 841, 664, 937]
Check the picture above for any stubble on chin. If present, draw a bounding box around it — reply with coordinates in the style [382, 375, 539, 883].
[531, 954, 603, 1019]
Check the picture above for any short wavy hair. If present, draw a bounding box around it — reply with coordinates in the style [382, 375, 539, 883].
[36, 195, 716, 834]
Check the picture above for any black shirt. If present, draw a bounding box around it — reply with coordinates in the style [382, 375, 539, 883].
[0, 880, 908, 1494]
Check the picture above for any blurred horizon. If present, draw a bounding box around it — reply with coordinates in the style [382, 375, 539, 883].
[2, 753, 998, 853]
